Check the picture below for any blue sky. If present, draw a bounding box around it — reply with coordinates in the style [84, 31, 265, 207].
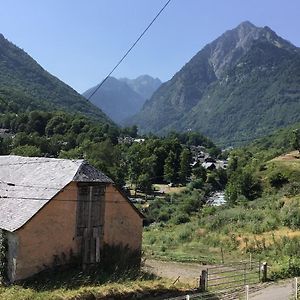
[0, 0, 299, 93]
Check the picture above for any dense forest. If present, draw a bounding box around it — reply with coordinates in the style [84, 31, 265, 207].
[0, 110, 221, 191]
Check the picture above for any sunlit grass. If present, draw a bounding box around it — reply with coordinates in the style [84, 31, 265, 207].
[0, 273, 190, 300]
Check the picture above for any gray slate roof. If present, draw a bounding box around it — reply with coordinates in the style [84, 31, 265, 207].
[0, 156, 113, 232]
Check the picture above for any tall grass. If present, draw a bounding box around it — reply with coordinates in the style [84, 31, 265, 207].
[0, 266, 190, 300]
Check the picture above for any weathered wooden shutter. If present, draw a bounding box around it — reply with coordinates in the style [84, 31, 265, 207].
[76, 184, 105, 266]
[76, 186, 89, 236]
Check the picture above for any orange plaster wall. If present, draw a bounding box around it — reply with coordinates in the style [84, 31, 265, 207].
[13, 182, 143, 281]
[15, 182, 79, 280]
[103, 184, 143, 251]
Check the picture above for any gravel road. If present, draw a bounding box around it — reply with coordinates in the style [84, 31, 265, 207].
[249, 279, 294, 300]
[144, 259, 213, 286]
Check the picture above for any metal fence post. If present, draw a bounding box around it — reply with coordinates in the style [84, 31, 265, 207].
[295, 277, 298, 300]
[262, 262, 268, 282]
[245, 284, 249, 300]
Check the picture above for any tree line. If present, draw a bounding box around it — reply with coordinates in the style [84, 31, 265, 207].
[0, 110, 221, 191]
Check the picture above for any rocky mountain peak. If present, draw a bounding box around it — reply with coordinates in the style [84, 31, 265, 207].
[207, 21, 295, 78]
[127, 22, 300, 146]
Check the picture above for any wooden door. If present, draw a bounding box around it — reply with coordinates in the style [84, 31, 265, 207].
[76, 184, 105, 267]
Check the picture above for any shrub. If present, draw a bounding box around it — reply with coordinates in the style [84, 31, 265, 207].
[172, 213, 190, 225]
[269, 171, 288, 188]
[188, 179, 204, 190]
[282, 182, 300, 196]
[148, 236, 157, 245]
[178, 226, 192, 242]
[157, 210, 171, 222]
[282, 236, 300, 257]
[11, 144, 42, 157]
[270, 256, 300, 280]
[282, 203, 300, 229]
[201, 206, 217, 216]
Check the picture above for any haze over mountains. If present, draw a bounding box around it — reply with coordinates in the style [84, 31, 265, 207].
[0, 33, 112, 124]
[126, 21, 300, 146]
[83, 75, 161, 123]
[119, 75, 162, 101]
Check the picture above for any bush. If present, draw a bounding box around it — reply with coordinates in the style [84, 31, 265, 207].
[282, 182, 300, 196]
[282, 204, 300, 229]
[172, 213, 190, 225]
[282, 236, 300, 257]
[270, 256, 300, 280]
[11, 144, 41, 156]
[269, 171, 288, 188]
[201, 206, 217, 216]
[178, 226, 192, 242]
[188, 179, 204, 190]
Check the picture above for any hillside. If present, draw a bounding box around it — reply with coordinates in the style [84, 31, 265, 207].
[127, 21, 300, 146]
[143, 142, 300, 279]
[0, 33, 112, 124]
[83, 75, 161, 123]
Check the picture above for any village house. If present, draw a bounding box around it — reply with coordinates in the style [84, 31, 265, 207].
[0, 155, 143, 282]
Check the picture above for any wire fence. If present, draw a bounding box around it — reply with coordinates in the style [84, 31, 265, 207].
[206, 261, 262, 291]
[165, 260, 266, 300]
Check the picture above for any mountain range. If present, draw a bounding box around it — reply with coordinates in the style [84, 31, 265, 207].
[83, 75, 161, 123]
[126, 21, 300, 146]
[0, 33, 112, 124]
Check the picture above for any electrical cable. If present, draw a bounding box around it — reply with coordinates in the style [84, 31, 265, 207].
[87, 0, 172, 100]
[0, 181, 147, 204]
[0, 196, 145, 204]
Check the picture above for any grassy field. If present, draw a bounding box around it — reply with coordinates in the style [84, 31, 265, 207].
[0, 280, 191, 300]
[153, 184, 187, 195]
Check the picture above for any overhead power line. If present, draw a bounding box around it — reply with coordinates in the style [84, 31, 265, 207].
[0, 195, 135, 203]
[87, 0, 172, 100]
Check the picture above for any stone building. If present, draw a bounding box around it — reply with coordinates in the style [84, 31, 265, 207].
[0, 156, 143, 282]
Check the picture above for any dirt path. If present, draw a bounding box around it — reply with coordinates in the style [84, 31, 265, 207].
[249, 279, 294, 300]
[144, 259, 214, 286]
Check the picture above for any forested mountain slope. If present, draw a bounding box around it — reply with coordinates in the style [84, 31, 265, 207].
[0, 33, 112, 124]
[127, 21, 300, 146]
